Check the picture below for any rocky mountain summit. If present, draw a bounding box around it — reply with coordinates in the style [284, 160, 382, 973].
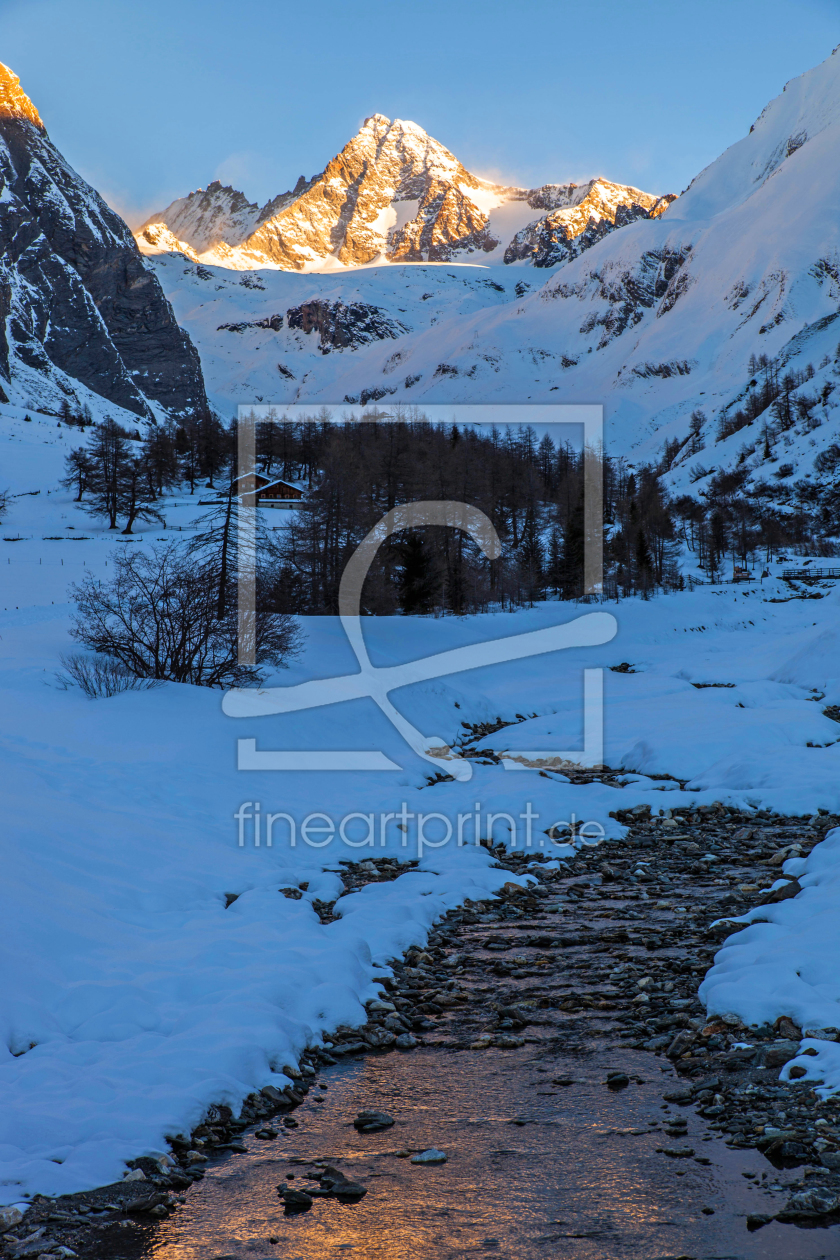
[137, 114, 670, 272]
[0, 62, 208, 420]
[504, 178, 674, 267]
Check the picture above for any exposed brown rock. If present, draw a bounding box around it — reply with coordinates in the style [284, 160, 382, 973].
[138, 115, 670, 275]
[504, 179, 673, 267]
[0, 62, 42, 128]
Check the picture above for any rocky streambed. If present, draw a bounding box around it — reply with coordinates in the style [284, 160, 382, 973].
[5, 803, 840, 1259]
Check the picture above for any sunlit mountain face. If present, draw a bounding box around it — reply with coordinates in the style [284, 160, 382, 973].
[136, 112, 671, 272]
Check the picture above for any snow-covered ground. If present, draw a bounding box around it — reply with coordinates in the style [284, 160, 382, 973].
[701, 829, 840, 1100]
[142, 255, 531, 417]
[4, 403, 840, 1203]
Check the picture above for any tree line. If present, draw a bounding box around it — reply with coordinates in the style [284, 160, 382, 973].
[61, 412, 231, 533]
[657, 351, 840, 577]
[67, 397, 840, 608]
[63, 410, 689, 614]
[58, 385, 840, 697]
[260, 415, 682, 614]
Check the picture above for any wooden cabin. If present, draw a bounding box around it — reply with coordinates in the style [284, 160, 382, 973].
[230, 472, 304, 508]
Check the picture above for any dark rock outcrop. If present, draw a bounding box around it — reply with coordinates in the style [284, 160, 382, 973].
[548, 244, 693, 351]
[217, 313, 284, 333]
[0, 62, 208, 419]
[286, 299, 408, 352]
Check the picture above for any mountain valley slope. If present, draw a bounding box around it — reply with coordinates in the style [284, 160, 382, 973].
[143, 47, 840, 498]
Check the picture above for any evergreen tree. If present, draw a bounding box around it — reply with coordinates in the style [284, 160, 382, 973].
[710, 511, 728, 570]
[517, 504, 544, 603]
[762, 424, 773, 460]
[257, 413, 283, 477]
[546, 526, 563, 597]
[188, 483, 271, 619]
[688, 409, 706, 454]
[199, 413, 232, 487]
[177, 418, 201, 493]
[635, 528, 653, 575]
[537, 433, 556, 492]
[142, 422, 179, 498]
[72, 421, 161, 532]
[119, 457, 164, 534]
[558, 492, 585, 598]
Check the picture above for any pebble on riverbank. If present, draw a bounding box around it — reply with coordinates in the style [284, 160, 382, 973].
[410, 1149, 448, 1164]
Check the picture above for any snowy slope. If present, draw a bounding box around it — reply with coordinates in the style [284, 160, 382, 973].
[141, 255, 534, 413]
[6, 398, 840, 1198]
[146, 47, 840, 487]
[137, 114, 668, 273]
[10, 46, 840, 1207]
[701, 827, 840, 1098]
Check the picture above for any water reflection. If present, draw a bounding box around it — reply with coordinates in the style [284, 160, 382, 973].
[138, 1048, 833, 1260]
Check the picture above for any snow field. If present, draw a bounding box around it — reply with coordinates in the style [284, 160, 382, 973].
[5, 407, 840, 1198]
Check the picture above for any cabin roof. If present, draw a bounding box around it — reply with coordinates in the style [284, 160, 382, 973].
[257, 477, 303, 494]
[230, 472, 303, 494]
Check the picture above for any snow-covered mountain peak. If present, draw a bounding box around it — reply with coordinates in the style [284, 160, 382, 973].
[505, 177, 675, 266]
[330, 111, 470, 192]
[137, 115, 667, 273]
[0, 62, 42, 128]
[362, 112, 391, 132]
[140, 180, 265, 256]
[359, 112, 457, 154]
[671, 44, 840, 222]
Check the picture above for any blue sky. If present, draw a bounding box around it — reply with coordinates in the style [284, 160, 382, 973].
[1, 0, 838, 224]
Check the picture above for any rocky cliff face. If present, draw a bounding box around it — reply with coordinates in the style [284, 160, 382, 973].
[285, 299, 408, 352]
[504, 179, 676, 267]
[0, 62, 208, 420]
[138, 116, 671, 273]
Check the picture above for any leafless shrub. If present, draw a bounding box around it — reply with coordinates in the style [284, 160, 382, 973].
[68, 542, 301, 688]
[57, 652, 160, 699]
